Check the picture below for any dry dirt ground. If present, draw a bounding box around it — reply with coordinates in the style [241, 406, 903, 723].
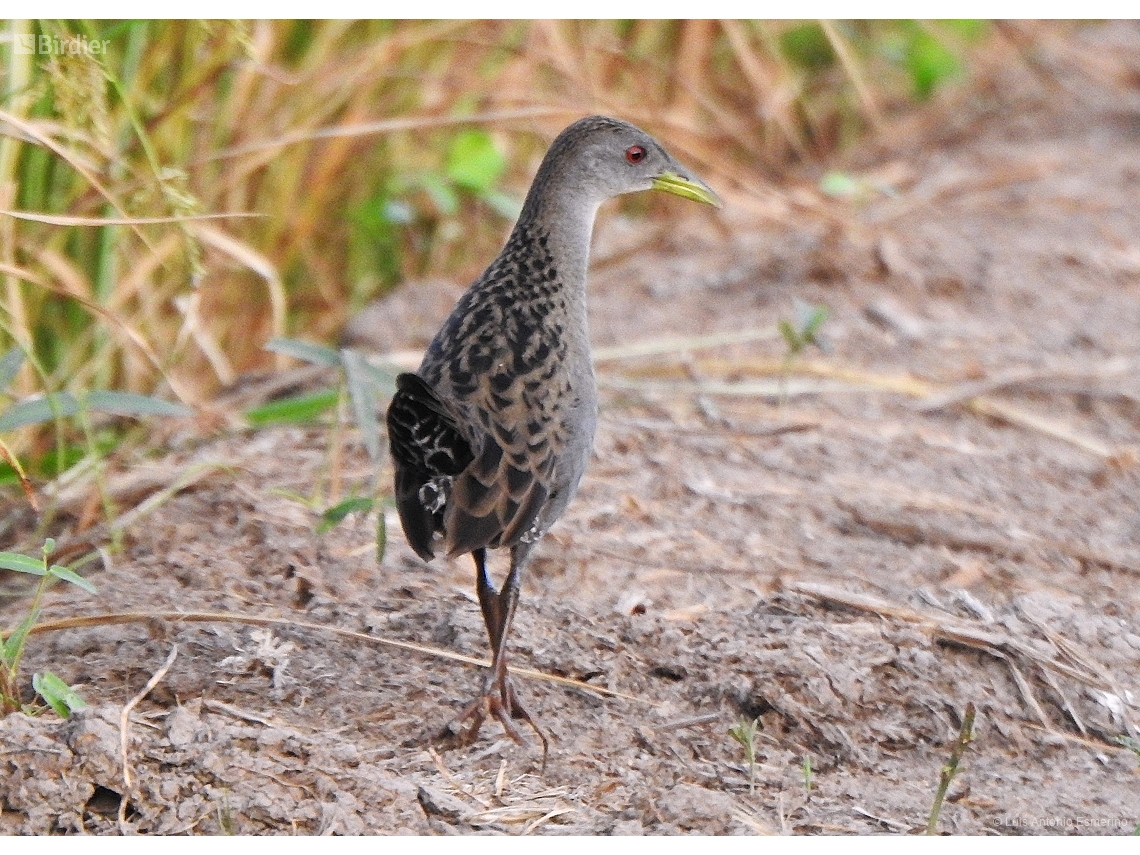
[3, 23, 1140, 836]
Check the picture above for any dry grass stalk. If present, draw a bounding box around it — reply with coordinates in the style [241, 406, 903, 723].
[1, 20, 1007, 425]
[16, 609, 644, 702]
[788, 579, 1134, 738]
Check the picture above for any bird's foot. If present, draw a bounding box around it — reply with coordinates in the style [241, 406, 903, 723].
[441, 675, 549, 767]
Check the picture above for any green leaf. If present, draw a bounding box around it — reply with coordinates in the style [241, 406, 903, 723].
[84, 391, 193, 418]
[0, 346, 24, 392]
[245, 388, 340, 426]
[780, 22, 835, 71]
[819, 171, 862, 199]
[446, 129, 506, 194]
[356, 358, 399, 396]
[418, 171, 459, 217]
[942, 19, 987, 41]
[794, 300, 829, 339]
[341, 349, 381, 462]
[33, 671, 87, 717]
[906, 30, 960, 100]
[264, 337, 343, 369]
[480, 189, 523, 220]
[381, 198, 415, 225]
[0, 551, 48, 576]
[0, 390, 190, 432]
[805, 309, 828, 338]
[317, 497, 375, 534]
[2, 610, 38, 667]
[777, 319, 800, 352]
[0, 393, 80, 432]
[47, 565, 97, 594]
[727, 715, 759, 761]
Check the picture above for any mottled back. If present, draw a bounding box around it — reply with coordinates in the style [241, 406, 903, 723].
[386, 115, 717, 563]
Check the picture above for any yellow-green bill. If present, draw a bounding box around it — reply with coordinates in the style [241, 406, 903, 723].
[652, 172, 722, 208]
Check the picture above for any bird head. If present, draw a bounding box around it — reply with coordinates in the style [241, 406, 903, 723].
[536, 116, 722, 212]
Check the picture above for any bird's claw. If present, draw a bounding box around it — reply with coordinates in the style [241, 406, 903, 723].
[441, 676, 549, 769]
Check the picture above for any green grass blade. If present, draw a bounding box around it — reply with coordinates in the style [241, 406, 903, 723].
[417, 170, 459, 216]
[0, 552, 48, 576]
[479, 189, 522, 220]
[0, 346, 24, 391]
[0, 393, 80, 432]
[777, 320, 799, 353]
[342, 349, 380, 461]
[376, 508, 387, 563]
[1, 609, 38, 667]
[32, 671, 87, 717]
[0, 390, 186, 432]
[245, 388, 340, 426]
[318, 496, 375, 534]
[84, 390, 193, 418]
[47, 565, 97, 594]
[265, 337, 343, 369]
[355, 358, 398, 398]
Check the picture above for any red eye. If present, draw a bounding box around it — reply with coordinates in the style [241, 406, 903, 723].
[625, 145, 646, 164]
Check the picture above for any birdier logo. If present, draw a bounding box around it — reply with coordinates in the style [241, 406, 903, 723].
[13, 34, 110, 55]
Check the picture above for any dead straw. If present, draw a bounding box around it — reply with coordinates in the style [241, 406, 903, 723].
[15, 609, 644, 703]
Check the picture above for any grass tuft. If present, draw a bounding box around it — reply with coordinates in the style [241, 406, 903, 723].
[926, 702, 976, 835]
[1, 537, 95, 716]
[1, 19, 1005, 506]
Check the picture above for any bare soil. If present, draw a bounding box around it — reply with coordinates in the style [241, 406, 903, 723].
[3, 22, 1140, 835]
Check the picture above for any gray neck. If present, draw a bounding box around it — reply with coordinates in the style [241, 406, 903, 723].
[513, 162, 602, 296]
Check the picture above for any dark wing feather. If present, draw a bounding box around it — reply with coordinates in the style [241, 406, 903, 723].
[443, 433, 550, 556]
[441, 372, 555, 556]
[387, 371, 555, 560]
[385, 373, 473, 560]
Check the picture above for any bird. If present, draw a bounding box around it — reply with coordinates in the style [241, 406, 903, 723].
[385, 115, 721, 760]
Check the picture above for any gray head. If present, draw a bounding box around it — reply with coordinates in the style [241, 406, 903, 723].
[520, 116, 721, 221]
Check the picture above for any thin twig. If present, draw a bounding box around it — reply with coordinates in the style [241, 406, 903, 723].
[13, 610, 643, 702]
[787, 581, 1120, 694]
[119, 643, 178, 833]
[521, 807, 576, 835]
[965, 397, 1125, 462]
[428, 746, 491, 809]
[658, 712, 720, 730]
[603, 415, 817, 439]
[1040, 667, 1088, 737]
[820, 20, 882, 126]
[1001, 657, 1053, 731]
[208, 105, 570, 161]
[838, 499, 1140, 577]
[202, 698, 278, 728]
[915, 359, 1135, 413]
[853, 806, 910, 833]
[592, 327, 778, 363]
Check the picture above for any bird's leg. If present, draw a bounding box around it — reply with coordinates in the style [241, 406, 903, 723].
[474, 548, 507, 656]
[451, 547, 549, 763]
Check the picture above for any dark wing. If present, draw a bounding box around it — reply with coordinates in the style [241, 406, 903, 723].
[386, 372, 473, 560]
[386, 372, 554, 560]
[442, 406, 552, 556]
